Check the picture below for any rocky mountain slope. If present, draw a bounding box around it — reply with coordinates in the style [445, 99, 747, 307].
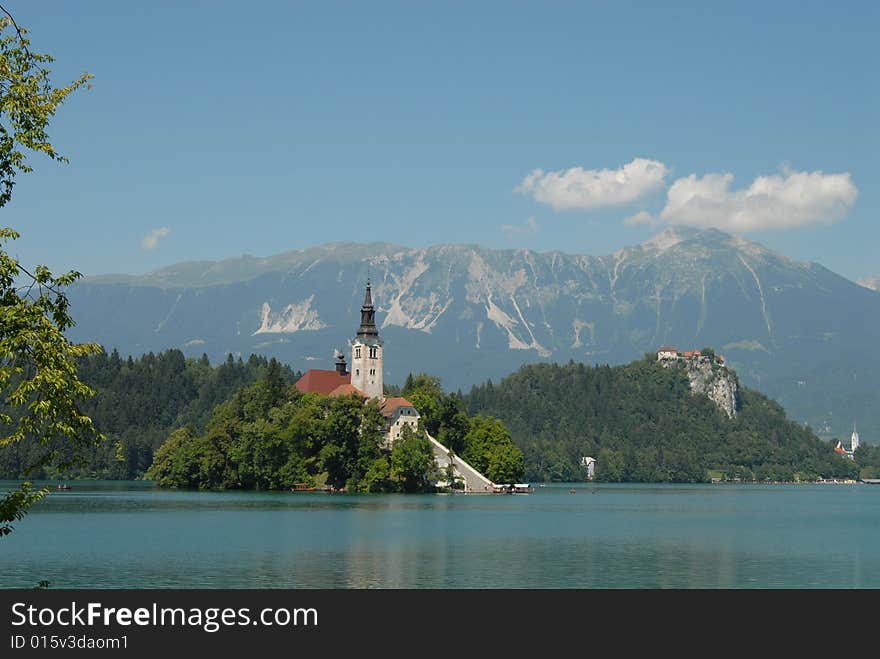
[858, 276, 880, 292]
[68, 228, 880, 440]
[660, 353, 738, 418]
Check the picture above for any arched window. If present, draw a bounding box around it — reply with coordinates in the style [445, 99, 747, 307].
[355, 346, 361, 359]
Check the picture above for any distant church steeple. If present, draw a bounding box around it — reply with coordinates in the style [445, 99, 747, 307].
[851, 424, 860, 452]
[351, 280, 383, 399]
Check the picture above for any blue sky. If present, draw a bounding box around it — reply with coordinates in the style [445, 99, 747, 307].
[4, 1, 878, 281]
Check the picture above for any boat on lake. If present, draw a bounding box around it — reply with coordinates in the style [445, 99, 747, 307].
[493, 483, 534, 494]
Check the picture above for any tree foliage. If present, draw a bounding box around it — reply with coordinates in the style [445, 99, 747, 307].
[0, 349, 294, 479]
[389, 424, 436, 492]
[854, 444, 880, 480]
[0, 10, 92, 207]
[0, 236, 102, 538]
[0, 231, 102, 455]
[0, 8, 95, 538]
[461, 415, 524, 484]
[0, 480, 45, 537]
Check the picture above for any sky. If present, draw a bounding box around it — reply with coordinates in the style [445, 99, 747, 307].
[3, 1, 878, 281]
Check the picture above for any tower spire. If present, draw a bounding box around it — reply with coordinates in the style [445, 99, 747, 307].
[358, 280, 378, 338]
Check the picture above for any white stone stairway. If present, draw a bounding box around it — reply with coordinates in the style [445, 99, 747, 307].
[426, 433, 494, 493]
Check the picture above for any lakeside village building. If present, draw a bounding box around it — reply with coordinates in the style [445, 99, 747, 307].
[294, 282, 502, 491]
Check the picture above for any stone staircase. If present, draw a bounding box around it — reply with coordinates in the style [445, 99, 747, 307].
[426, 433, 494, 493]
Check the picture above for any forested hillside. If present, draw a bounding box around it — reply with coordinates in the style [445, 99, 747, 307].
[0, 349, 297, 479]
[2, 348, 866, 485]
[466, 357, 860, 483]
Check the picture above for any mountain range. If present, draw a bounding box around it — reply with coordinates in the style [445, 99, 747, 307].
[68, 228, 880, 442]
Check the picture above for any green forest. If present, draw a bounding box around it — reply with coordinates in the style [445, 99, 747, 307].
[465, 356, 865, 483]
[3, 346, 876, 486]
[0, 349, 297, 480]
[0, 349, 524, 490]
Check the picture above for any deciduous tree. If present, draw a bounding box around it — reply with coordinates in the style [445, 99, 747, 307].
[0, 8, 98, 538]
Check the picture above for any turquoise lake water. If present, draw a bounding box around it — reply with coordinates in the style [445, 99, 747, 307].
[2, 480, 878, 588]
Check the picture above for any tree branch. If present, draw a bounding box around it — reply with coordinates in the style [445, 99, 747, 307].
[0, 4, 28, 52]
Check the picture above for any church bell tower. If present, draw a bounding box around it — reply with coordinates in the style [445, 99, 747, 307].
[351, 280, 383, 399]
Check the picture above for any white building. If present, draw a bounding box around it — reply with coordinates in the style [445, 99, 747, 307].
[380, 397, 421, 447]
[851, 425, 860, 453]
[581, 456, 596, 480]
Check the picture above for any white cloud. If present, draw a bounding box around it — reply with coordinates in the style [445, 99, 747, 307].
[501, 216, 540, 238]
[516, 158, 668, 210]
[623, 210, 659, 227]
[660, 169, 858, 231]
[141, 227, 170, 250]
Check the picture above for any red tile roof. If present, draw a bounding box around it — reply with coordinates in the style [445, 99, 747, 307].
[328, 383, 368, 398]
[295, 369, 351, 396]
[380, 397, 416, 417]
[658, 346, 678, 352]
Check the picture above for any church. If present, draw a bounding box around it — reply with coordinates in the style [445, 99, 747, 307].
[293, 281, 495, 492]
[294, 281, 421, 444]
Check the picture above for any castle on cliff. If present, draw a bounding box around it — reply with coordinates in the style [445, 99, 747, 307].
[657, 346, 726, 366]
[656, 345, 737, 418]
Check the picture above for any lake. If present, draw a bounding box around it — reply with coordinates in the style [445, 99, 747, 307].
[2, 480, 879, 588]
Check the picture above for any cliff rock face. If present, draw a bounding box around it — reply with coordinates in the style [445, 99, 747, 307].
[682, 360, 738, 418]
